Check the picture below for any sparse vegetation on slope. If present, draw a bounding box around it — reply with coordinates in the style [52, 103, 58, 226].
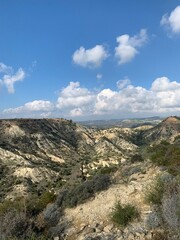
[148, 141, 180, 175]
[145, 174, 180, 239]
[110, 202, 139, 227]
[0, 116, 179, 239]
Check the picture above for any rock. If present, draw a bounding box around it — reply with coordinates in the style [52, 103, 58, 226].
[83, 227, 96, 235]
[96, 224, 104, 231]
[79, 223, 88, 232]
[128, 233, 135, 239]
[103, 224, 114, 233]
[145, 232, 152, 240]
[91, 222, 99, 228]
[53, 237, 59, 240]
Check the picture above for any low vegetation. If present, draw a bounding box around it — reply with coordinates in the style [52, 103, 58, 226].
[57, 174, 111, 208]
[145, 176, 166, 205]
[145, 174, 180, 239]
[0, 191, 56, 239]
[148, 141, 180, 175]
[110, 202, 139, 227]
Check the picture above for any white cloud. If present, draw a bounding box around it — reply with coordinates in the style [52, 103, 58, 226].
[3, 68, 25, 93]
[161, 6, 180, 34]
[72, 45, 108, 68]
[0, 63, 25, 93]
[24, 100, 54, 112]
[151, 77, 180, 109]
[2, 77, 180, 119]
[3, 100, 54, 115]
[151, 77, 180, 92]
[115, 29, 148, 64]
[70, 108, 83, 117]
[94, 77, 180, 115]
[0, 62, 13, 74]
[56, 81, 95, 109]
[117, 77, 131, 89]
[94, 89, 117, 114]
[40, 112, 52, 118]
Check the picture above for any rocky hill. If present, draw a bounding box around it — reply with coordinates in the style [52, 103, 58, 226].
[0, 118, 137, 199]
[0, 117, 179, 240]
[145, 116, 180, 144]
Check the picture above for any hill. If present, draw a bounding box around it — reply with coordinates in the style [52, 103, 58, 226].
[0, 116, 179, 240]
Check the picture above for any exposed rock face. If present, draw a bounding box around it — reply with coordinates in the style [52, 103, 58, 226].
[0, 118, 136, 199]
[0, 117, 179, 199]
[135, 116, 180, 145]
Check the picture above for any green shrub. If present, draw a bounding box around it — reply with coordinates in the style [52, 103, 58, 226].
[27, 191, 56, 215]
[99, 165, 118, 175]
[149, 141, 180, 176]
[130, 154, 144, 163]
[110, 202, 139, 227]
[0, 197, 26, 216]
[145, 177, 165, 205]
[151, 230, 168, 240]
[0, 210, 30, 239]
[58, 174, 111, 208]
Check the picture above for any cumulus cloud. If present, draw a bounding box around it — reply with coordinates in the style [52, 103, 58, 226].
[94, 77, 180, 115]
[70, 108, 83, 117]
[3, 100, 54, 115]
[161, 6, 180, 34]
[56, 81, 95, 109]
[151, 77, 180, 109]
[2, 77, 180, 119]
[115, 29, 148, 64]
[151, 77, 180, 92]
[72, 45, 108, 68]
[0, 63, 25, 93]
[94, 89, 117, 114]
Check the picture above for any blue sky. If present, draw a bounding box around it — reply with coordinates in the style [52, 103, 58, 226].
[0, 0, 180, 120]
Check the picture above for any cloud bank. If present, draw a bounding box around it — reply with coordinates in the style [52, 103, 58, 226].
[3, 100, 54, 116]
[2, 77, 180, 119]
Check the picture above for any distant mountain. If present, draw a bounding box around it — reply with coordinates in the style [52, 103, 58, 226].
[79, 116, 163, 129]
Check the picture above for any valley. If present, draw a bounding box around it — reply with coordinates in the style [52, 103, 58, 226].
[0, 116, 179, 240]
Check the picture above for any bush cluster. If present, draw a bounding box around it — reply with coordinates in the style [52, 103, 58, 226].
[130, 154, 144, 163]
[27, 191, 56, 215]
[145, 174, 180, 238]
[149, 141, 180, 176]
[57, 174, 111, 208]
[0, 190, 56, 239]
[110, 202, 139, 227]
[145, 176, 165, 205]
